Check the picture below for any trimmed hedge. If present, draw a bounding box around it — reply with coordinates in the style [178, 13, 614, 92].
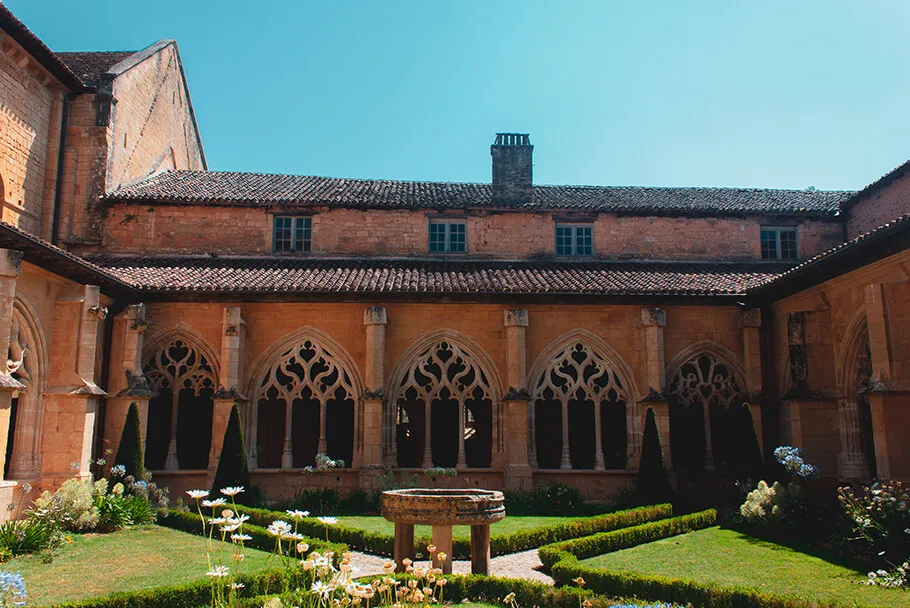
[159, 510, 347, 558]
[228, 503, 673, 559]
[539, 509, 717, 569]
[541, 509, 883, 608]
[240, 572, 647, 608]
[55, 568, 289, 608]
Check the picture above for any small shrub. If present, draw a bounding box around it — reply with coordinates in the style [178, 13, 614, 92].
[635, 408, 672, 505]
[506, 484, 586, 515]
[739, 480, 793, 529]
[114, 403, 145, 479]
[29, 478, 101, 531]
[0, 519, 60, 556]
[839, 479, 910, 584]
[273, 488, 340, 516]
[210, 404, 251, 506]
[337, 490, 378, 514]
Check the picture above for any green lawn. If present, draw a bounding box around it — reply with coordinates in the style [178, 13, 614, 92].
[339, 515, 571, 540]
[581, 527, 908, 608]
[8, 525, 279, 606]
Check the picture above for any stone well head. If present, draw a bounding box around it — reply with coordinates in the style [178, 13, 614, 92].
[381, 488, 505, 526]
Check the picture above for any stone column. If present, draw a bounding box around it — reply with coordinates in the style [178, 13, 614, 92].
[470, 524, 492, 575]
[457, 402, 467, 469]
[42, 285, 107, 485]
[210, 307, 247, 477]
[639, 308, 668, 470]
[864, 284, 891, 383]
[393, 523, 415, 573]
[503, 309, 534, 481]
[559, 397, 572, 469]
[104, 304, 153, 466]
[741, 308, 764, 454]
[0, 251, 25, 480]
[431, 525, 454, 575]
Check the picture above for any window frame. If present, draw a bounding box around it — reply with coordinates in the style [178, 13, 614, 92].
[760, 226, 799, 261]
[428, 217, 467, 254]
[272, 215, 313, 253]
[555, 223, 594, 257]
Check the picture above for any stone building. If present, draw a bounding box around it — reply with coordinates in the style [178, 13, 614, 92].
[0, 4, 907, 509]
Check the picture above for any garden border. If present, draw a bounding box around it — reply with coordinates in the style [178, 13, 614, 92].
[541, 510, 887, 608]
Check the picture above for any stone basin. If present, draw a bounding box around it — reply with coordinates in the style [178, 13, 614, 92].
[381, 488, 506, 575]
[381, 488, 505, 526]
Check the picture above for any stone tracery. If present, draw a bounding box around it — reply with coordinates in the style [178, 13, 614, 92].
[144, 337, 217, 470]
[389, 335, 498, 469]
[255, 338, 357, 469]
[531, 340, 630, 471]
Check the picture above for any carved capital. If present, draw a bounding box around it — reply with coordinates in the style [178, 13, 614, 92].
[503, 386, 531, 401]
[504, 309, 529, 328]
[127, 303, 152, 332]
[363, 305, 388, 326]
[364, 388, 385, 401]
[740, 308, 762, 329]
[640, 307, 666, 328]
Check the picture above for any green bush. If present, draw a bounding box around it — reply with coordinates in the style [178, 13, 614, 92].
[539, 509, 717, 569]
[505, 484, 587, 515]
[0, 518, 61, 556]
[29, 478, 103, 531]
[114, 402, 145, 479]
[635, 408, 672, 505]
[210, 404, 252, 506]
[272, 488, 340, 515]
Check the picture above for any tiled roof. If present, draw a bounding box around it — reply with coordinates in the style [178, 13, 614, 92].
[86, 255, 792, 296]
[57, 51, 137, 86]
[750, 213, 910, 296]
[104, 170, 852, 217]
[0, 4, 85, 91]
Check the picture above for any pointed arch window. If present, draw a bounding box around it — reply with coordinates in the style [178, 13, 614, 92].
[5, 307, 43, 480]
[144, 338, 217, 470]
[532, 342, 628, 470]
[667, 352, 758, 474]
[255, 338, 356, 469]
[392, 340, 494, 469]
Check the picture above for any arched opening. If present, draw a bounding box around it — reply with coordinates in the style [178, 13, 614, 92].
[667, 350, 758, 474]
[391, 338, 496, 469]
[839, 319, 876, 479]
[144, 337, 216, 470]
[254, 337, 356, 469]
[531, 341, 629, 470]
[5, 301, 47, 480]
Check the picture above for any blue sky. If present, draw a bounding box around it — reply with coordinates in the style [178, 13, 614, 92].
[9, 0, 910, 190]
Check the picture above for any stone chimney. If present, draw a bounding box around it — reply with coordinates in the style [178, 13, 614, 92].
[491, 133, 533, 204]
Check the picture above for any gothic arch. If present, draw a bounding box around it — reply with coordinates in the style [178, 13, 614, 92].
[664, 340, 756, 474]
[6, 296, 48, 480]
[835, 310, 875, 479]
[386, 329, 503, 469]
[247, 327, 363, 470]
[527, 329, 639, 471]
[142, 329, 220, 470]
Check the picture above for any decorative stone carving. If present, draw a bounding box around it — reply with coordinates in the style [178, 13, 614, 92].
[533, 342, 628, 405]
[145, 338, 217, 396]
[258, 339, 356, 405]
[394, 341, 493, 404]
[668, 353, 743, 408]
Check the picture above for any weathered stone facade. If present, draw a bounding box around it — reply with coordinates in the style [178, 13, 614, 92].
[0, 4, 908, 514]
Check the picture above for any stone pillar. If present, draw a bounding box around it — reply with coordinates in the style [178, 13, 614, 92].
[470, 524, 492, 575]
[787, 312, 809, 392]
[503, 309, 533, 478]
[741, 308, 764, 454]
[502, 397, 532, 490]
[560, 398, 571, 469]
[431, 524, 453, 575]
[864, 284, 892, 383]
[363, 307, 393, 470]
[638, 308, 668, 470]
[104, 304, 153, 464]
[210, 307, 247, 475]
[42, 285, 107, 485]
[0, 251, 25, 480]
[393, 523, 415, 573]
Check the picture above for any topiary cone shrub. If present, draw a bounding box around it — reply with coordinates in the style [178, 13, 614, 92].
[636, 407, 672, 505]
[211, 404, 251, 505]
[115, 402, 145, 478]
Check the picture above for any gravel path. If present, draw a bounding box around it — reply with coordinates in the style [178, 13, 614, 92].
[348, 549, 552, 585]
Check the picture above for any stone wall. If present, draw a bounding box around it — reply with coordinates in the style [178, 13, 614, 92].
[847, 169, 910, 239]
[0, 35, 62, 237]
[102, 202, 845, 261]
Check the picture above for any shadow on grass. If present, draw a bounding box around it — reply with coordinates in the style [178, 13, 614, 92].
[721, 525, 872, 574]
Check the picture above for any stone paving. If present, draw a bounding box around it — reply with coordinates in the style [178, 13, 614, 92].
[349, 549, 553, 585]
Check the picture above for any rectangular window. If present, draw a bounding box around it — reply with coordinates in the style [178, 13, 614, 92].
[273, 216, 312, 252]
[760, 227, 798, 260]
[555, 224, 593, 256]
[428, 219, 467, 253]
